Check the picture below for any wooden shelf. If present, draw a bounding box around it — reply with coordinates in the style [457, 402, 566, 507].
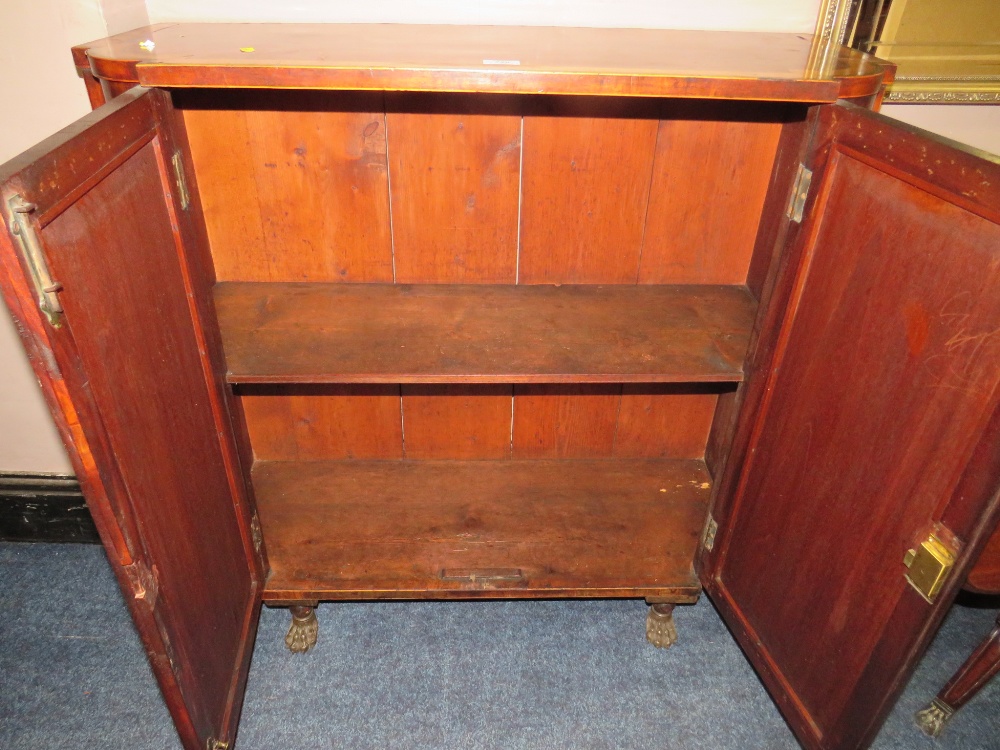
[215, 282, 755, 384]
[256, 459, 709, 601]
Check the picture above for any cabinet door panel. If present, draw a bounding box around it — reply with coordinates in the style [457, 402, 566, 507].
[0, 88, 260, 750]
[703, 102, 1000, 750]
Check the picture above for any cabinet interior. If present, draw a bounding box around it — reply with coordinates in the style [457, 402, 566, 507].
[175, 90, 808, 601]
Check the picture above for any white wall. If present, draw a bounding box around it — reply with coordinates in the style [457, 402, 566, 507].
[145, 0, 821, 32]
[881, 104, 1000, 158]
[0, 0, 106, 473]
[0, 0, 149, 473]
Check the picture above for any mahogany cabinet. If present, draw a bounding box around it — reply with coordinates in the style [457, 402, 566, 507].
[2, 24, 999, 750]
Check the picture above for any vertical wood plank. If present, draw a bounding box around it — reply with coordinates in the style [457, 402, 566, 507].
[518, 110, 659, 283]
[402, 385, 512, 459]
[183, 91, 394, 282]
[387, 101, 521, 283]
[390, 99, 520, 457]
[244, 93, 393, 282]
[183, 92, 400, 460]
[639, 107, 783, 284]
[242, 386, 403, 461]
[615, 386, 719, 459]
[182, 100, 266, 281]
[512, 385, 621, 458]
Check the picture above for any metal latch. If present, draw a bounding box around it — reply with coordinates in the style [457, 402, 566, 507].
[7, 195, 63, 327]
[903, 533, 957, 603]
[171, 151, 190, 210]
[786, 163, 813, 223]
[250, 513, 263, 555]
[702, 515, 718, 552]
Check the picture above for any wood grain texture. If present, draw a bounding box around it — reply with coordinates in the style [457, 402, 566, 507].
[744, 115, 813, 300]
[182, 91, 399, 467]
[639, 107, 783, 284]
[214, 283, 756, 384]
[512, 385, 620, 458]
[180, 101, 265, 280]
[966, 525, 1000, 595]
[387, 103, 520, 283]
[255, 458, 709, 600]
[518, 111, 659, 283]
[26, 132, 257, 748]
[704, 103, 1000, 750]
[75, 24, 891, 102]
[181, 91, 393, 282]
[615, 386, 720, 460]
[240, 386, 403, 460]
[401, 385, 512, 459]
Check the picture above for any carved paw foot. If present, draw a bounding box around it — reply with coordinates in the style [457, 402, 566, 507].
[646, 603, 678, 650]
[915, 699, 954, 738]
[285, 605, 318, 654]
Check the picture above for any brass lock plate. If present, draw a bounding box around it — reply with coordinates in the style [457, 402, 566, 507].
[903, 534, 956, 603]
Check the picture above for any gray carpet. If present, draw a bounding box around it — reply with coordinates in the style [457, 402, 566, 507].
[0, 542, 997, 749]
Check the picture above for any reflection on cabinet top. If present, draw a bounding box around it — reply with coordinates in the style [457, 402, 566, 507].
[72, 23, 891, 101]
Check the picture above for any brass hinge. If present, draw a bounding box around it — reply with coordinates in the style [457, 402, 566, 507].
[206, 738, 230, 750]
[124, 559, 159, 607]
[171, 151, 190, 210]
[903, 532, 957, 603]
[6, 195, 63, 328]
[786, 163, 813, 224]
[702, 515, 718, 553]
[250, 513, 263, 555]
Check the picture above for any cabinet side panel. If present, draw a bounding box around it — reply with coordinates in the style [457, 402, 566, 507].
[707, 113, 814, 477]
[638, 108, 783, 285]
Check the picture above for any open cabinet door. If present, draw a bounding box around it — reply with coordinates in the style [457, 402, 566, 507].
[0, 88, 263, 750]
[701, 102, 1000, 750]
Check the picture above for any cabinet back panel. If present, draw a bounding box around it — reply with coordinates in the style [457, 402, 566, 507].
[182, 91, 393, 283]
[386, 102, 521, 283]
[180, 92, 782, 461]
[239, 385, 724, 461]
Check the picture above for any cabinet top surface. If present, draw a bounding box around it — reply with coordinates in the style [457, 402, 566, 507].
[74, 23, 890, 102]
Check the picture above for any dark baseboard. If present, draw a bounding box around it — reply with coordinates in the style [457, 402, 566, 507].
[0, 472, 99, 544]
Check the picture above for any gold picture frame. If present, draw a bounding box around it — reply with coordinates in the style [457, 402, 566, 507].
[841, 0, 1000, 102]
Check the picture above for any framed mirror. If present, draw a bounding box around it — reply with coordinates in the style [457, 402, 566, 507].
[844, 0, 1000, 102]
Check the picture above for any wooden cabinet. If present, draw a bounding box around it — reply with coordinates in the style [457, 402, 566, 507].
[2, 24, 999, 750]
